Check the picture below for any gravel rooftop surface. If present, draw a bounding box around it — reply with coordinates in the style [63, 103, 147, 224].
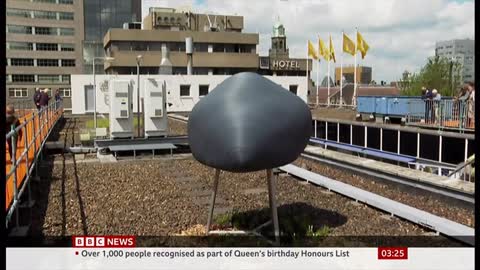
[21, 116, 468, 247]
[29, 156, 465, 246]
[169, 118, 474, 227]
[293, 158, 475, 227]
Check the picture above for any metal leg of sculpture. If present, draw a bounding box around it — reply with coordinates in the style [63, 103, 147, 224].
[206, 168, 221, 233]
[267, 169, 280, 245]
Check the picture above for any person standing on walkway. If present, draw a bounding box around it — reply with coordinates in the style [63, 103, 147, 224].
[466, 81, 475, 128]
[33, 88, 42, 111]
[6, 105, 23, 160]
[432, 89, 441, 124]
[39, 88, 50, 109]
[54, 89, 62, 109]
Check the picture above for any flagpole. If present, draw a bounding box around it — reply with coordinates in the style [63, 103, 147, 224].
[327, 35, 330, 107]
[306, 41, 309, 103]
[353, 27, 358, 107]
[340, 30, 344, 107]
[316, 57, 319, 107]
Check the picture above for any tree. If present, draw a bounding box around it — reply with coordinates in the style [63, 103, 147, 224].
[402, 56, 463, 96]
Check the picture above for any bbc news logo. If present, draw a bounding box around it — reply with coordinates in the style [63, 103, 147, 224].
[72, 236, 136, 248]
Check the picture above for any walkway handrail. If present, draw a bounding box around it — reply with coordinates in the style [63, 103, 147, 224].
[5, 100, 63, 228]
[406, 99, 475, 131]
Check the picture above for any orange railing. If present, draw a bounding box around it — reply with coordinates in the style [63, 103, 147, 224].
[5, 100, 63, 227]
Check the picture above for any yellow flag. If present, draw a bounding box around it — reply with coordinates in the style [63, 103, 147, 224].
[308, 40, 318, 60]
[343, 33, 356, 56]
[357, 31, 369, 59]
[318, 38, 329, 61]
[329, 35, 336, 63]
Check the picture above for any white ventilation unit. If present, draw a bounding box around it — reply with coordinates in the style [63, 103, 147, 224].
[109, 79, 133, 138]
[143, 79, 168, 137]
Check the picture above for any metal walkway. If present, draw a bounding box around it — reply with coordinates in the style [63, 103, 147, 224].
[279, 164, 475, 246]
[6, 101, 63, 231]
[303, 144, 475, 203]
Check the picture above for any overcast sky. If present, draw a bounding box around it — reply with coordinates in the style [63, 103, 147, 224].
[142, 0, 474, 83]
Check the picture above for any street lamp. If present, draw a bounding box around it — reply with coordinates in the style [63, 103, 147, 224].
[136, 55, 143, 138]
[92, 56, 114, 131]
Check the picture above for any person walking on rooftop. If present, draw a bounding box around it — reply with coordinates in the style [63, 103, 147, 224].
[6, 105, 23, 161]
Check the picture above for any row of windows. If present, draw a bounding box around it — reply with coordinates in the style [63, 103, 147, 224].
[7, 8, 74, 20]
[7, 42, 75, 51]
[16, 0, 73, 4]
[8, 58, 76, 67]
[6, 25, 74, 36]
[179, 84, 210, 97]
[178, 84, 299, 97]
[8, 87, 71, 98]
[9, 74, 71, 83]
[111, 42, 256, 53]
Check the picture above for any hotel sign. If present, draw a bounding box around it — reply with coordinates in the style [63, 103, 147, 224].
[271, 59, 300, 70]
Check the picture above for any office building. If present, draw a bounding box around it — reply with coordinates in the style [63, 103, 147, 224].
[435, 38, 475, 83]
[6, 0, 84, 108]
[103, 8, 311, 78]
[83, 0, 142, 74]
[335, 66, 372, 85]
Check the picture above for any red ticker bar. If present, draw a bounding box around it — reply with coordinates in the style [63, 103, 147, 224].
[72, 236, 136, 248]
[378, 247, 408, 260]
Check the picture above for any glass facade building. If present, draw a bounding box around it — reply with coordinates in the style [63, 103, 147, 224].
[83, 0, 141, 74]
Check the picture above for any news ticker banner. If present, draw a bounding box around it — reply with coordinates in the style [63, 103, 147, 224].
[6, 236, 474, 270]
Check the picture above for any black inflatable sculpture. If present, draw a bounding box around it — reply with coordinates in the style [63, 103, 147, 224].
[188, 72, 312, 243]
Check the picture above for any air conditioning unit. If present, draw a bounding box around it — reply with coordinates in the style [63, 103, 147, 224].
[109, 79, 133, 139]
[143, 79, 168, 138]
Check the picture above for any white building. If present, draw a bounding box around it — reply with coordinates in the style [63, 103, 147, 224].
[70, 74, 308, 114]
[435, 39, 475, 83]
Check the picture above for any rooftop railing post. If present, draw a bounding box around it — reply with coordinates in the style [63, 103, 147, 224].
[10, 124, 19, 228]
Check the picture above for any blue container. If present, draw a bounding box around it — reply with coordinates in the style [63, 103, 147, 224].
[357, 96, 376, 114]
[375, 97, 388, 115]
[407, 98, 425, 117]
[386, 97, 411, 116]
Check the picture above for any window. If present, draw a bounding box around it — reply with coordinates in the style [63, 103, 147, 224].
[61, 75, 70, 83]
[10, 58, 34, 66]
[59, 0, 74, 4]
[199, 85, 209, 96]
[33, 10, 56, 20]
[7, 25, 32, 34]
[289, 85, 298, 95]
[12, 74, 35, 82]
[180, 85, 190, 97]
[35, 27, 56, 35]
[60, 43, 75, 51]
[8, 42, 33, 51]
[36, 43, 58, 51]
[37, 59, 59, 67]
[7, 8, 31, 18]
[59, 28, 74, 36]
[59, 12, 74, 20]
[61, 59, 75, 66]
[35, 0, 57, 3]
[8, 88, 29, 98]
[38, 75, 60, 83]
[59, 88, 71, 97]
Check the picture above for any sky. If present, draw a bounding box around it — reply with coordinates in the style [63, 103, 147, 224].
[142, 0, 474, 83]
